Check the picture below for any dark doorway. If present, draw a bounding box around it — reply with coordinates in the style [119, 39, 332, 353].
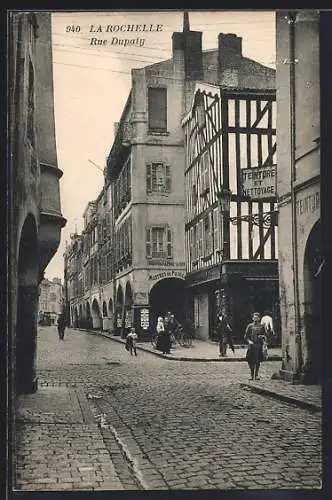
[91, 299, 102, 330]
[16, 214, 39, 395]
[303, 220, 322, 384]
[115, 285, 124, 336]
[86, 302, 92, 329]
[124, 282, 133, 334]
[149, 278, 185, 329]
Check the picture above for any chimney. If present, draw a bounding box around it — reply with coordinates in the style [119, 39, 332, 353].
[218, 33, 242, 67]
[218, 33, 242, 86]
[172, 11, 203, 81]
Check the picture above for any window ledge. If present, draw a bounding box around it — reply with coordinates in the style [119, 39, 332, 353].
[148, 130, 170, 136]
[147, 191, 170, 196]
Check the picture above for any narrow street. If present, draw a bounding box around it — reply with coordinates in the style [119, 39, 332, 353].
[15, 326, 321, 491]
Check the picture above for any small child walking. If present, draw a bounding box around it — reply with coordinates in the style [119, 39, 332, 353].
[125, 328, 138, 356]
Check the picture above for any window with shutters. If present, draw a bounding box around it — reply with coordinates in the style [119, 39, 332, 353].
[203, 213, 213, 256]
[192, 225, 197, 262]
[213, 208, 222, 251]
[148, 87, 167, 133]
[200, 151, 210, 195]
[146, 163, 171, 194]
[146, 226, 172, 260]
[197, 220, 203, 258]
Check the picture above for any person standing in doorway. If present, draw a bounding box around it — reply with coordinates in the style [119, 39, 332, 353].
[155, 316, 165, 352]
[244, 312, 266, 380]
[215, 311, 234, 357]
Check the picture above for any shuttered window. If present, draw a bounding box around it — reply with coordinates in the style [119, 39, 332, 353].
[204, 213, 213, 255]
[213, 208, 222, 251]
[146, 226, 173, 259]
[167, 228, 172, 258]
[146, 163, 171, 194]
[148, 87, 167, 133]
[146, 228, 151, 258]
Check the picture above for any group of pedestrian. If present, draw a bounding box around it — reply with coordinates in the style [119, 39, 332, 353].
[154, 312, 181, 355]
[215, 310, 275, 380]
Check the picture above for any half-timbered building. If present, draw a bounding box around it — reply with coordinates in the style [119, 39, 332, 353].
[183, 82, 279, 343]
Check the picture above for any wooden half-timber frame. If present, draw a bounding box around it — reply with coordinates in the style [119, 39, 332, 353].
[183, 84, 277, 274]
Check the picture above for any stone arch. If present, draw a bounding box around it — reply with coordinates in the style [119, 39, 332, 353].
[74, 307, 79, 328]
[124, 281, 133, 334]
[108, 298, 113, 315]
[78, 303, 83, 328]
[16, 214, 39, 394]
[101, 300, 109, 331]
[91, 298, 102, 330]
[302, 219, 322, 383]
[107, 298, 114, 332]
[86, 301, 92, 329]
[149, 278, 185, 331]
[115, 284, 124, 336]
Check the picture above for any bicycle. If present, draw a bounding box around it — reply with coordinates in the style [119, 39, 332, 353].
[170, 325, 193, 348]
[151, 331, 159, 348]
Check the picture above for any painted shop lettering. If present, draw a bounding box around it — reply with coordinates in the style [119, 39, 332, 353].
[297, 192, 320, 216]
[242, 185, 275, 196]
[148, 271, 185, 281]
[241, 166, 277, 200]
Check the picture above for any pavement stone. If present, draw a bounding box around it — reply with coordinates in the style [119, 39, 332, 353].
[91, 329, 283, 361]
[14, 384, 124, 491]
[13, 326, 323, 491]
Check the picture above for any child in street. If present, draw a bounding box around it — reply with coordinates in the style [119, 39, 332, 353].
[126, 327, 138, 356]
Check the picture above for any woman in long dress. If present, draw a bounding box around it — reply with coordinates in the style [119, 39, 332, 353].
[156, 316, 171, 354]
[244, 312, 265, 380]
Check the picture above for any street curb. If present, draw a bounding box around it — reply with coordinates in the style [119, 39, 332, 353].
[240, 383, 322, 412]
[72, 328, 282, 362]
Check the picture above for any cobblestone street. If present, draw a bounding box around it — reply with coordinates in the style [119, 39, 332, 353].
[14, 326, 322, 491]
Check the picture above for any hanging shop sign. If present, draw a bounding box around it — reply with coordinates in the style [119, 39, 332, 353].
[140, 308, 150, 330]
[117, 313, 122, 328]
[241, 166, 276, 200]
[125, 309, 132, 328]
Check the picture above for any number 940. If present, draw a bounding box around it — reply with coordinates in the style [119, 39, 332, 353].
[65, 25, 81, 33]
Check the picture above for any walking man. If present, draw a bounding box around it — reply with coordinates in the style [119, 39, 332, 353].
[215, 311, 234, 357]
[244, 312, 266, 380]
[57, 313, 66, 340]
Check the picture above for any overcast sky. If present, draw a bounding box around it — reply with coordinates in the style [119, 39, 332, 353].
[45, 9, 276, 281]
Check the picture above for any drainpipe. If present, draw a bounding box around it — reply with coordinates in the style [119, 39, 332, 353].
[288, 11, 303, 376]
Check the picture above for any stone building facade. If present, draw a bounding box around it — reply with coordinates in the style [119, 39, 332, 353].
[9, 12, 66, 394]
[64, 14, 276, 338]
[106, 18, 276, 337]
[38, 277, 63, 325]
[64, 183, 114, 332]
[276, 11, 321, 383]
